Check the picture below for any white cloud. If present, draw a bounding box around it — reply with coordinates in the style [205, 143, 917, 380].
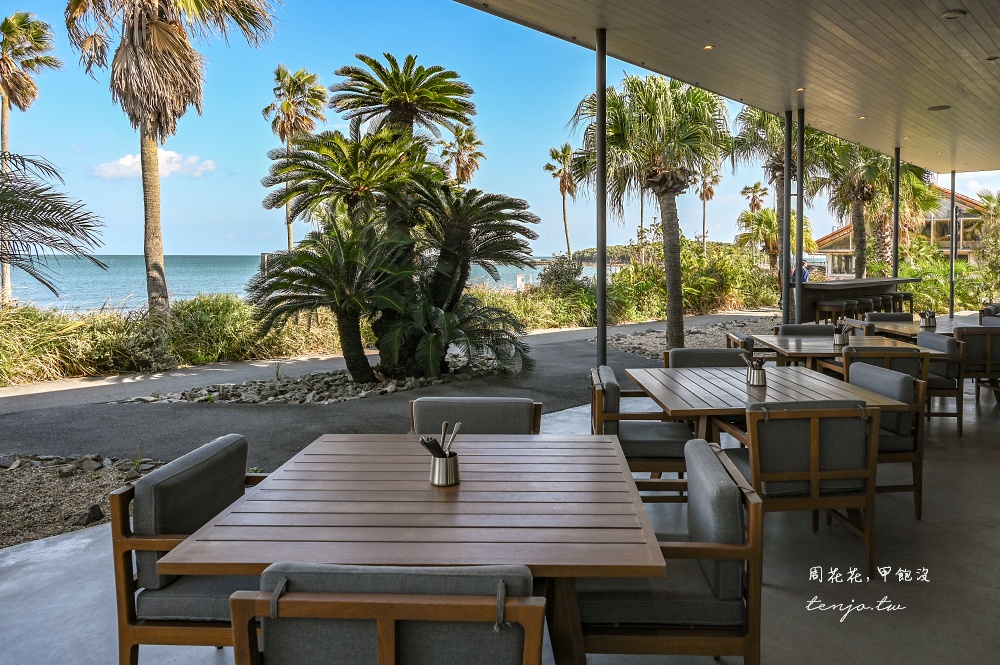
[94, 149, 216, 179]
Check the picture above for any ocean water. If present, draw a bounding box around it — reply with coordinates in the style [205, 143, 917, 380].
[9, 255, 598, 311]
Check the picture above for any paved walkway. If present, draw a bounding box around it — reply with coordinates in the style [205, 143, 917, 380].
[0, 311, 777, 470]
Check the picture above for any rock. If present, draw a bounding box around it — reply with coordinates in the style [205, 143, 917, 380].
[58, 466, 78, 478]
[70, 504, 104, 526]
[138, 463, 157, 471]
[0, 455, 14, 469]
[103, 458, 114, 469]
[113, 459, 135, 471]
[7, 459, 24, 471]
[134, 396, 159, 403]
[75, 459, 104, 473]
[123, 469, 141, 481]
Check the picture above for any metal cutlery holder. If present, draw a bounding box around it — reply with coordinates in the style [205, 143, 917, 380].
[746, 367, 767, 387]
[920, 314, 936, 328]
[430, 453, 460, 487]
[833, 332, 849, 346]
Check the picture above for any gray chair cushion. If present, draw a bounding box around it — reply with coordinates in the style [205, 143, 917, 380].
[878, 431, 916, 453]
[983, 316, 1000, 327]
[412, 397, 537, 434]
[577, 558, 745, 628]
[617, 421, 694, 459]
[926, 372, 958, 390]
[848, 363, 915, 436]
[685, 440, 744, 600]
[917, 332, 960, 380]
[134, 434, 249, 590]
[865, 313, 915, 322]
[668, 348, 749, 367]
[727, 400, 870, 496]
[955, 327, 1000, 373]
[595, 365, 622, 435]
[258, 563, 532, 665]
[135, 574, 258, 622]
[777, 324, 835, 336]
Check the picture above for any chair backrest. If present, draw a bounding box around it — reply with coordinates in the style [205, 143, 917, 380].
[776, 324, 835, 336]
[745, 401, 879, 498]
[230, 563, 544, 665]
[133, 433, 249, 590]
[865, 312, 914, 322]
[848, 363, 923, 441]
[916, 332, 962, 380]
[953, 327, 1000, 377]
[842, 347, 929, 382]
[589, 366, 622, 435]
[684, 440, 745, 601]
[841, 318, 874, 336]
[982, 316, 1000, 327]
[725, 331, 755, 353]
[410, 397, 541, 435]
[666, 348, 749, 368]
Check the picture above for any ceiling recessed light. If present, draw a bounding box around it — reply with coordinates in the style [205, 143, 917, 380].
[703, 44, 714, 50]
[928, 105, 952, 111]
[858, 115, 867, 120]
[941, 9, 967, 20]
[796, 87, 806, 92]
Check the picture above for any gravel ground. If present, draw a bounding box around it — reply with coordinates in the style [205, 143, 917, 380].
[0, 464, 144, 549]
[606, 315, 781, 360]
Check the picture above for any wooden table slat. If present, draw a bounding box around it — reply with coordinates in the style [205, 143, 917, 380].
[239, 500, 643, 516]
[221, 512, 642, 529]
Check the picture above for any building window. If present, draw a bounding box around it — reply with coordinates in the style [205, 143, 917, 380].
[830, 254, 854, 275]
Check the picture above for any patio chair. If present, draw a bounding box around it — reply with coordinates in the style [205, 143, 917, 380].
[982, 316, 1000, 327]
[410, 397, 542, 434]
[577, 439, 762, 665]
[722, 401, 880, 575]
[954, 327, 1000, 402]
[663, 347, 749, 368]
[849, 363, 927, 518]
[230, 563, 545, 665]
[589, 366, 695, 479]
[816, 347, 929, 382]
[865, 312, 915, 322]
[917, 332, 965, 436]
[841, 317, 875, 336]
[111, 433, 266, 665]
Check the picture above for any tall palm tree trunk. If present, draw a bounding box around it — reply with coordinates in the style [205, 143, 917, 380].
[701, 199, 707, 255]
[285, 140, 293, 251]
[874, 214, 892, 268]
[852, 200, 867, 278]
[1, 98, 12, 306]
[656, 191, 685, 349]
[561, 191, 571, 255]
[772, 172, 785, 277]
[139, 127, 169, 319]
[335, 309, 377, 383]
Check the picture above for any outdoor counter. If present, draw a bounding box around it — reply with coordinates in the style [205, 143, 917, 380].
[792, 277, 921, 321]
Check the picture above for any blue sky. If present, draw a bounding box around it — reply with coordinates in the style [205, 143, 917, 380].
[14, 0, 1000, 256]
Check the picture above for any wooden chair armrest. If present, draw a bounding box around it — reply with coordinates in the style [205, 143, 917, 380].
[620, 389, 649, 397]
[245, 473, 268, 485]
[712, 417, 749, 445]
[657, 540, 752, 560]
[602, 412, 674, 422]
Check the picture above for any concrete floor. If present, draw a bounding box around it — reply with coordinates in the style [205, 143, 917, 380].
[3, 389, 999, 665]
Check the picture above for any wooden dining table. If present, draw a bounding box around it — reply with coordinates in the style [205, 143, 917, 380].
[867, 313, 980, 340]
[751, 334, 946, 370]
[625, 365, 907, 439]
[157, 433, 665, 665]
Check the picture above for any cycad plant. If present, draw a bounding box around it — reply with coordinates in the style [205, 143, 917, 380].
[262, 65, 327, 250]
[572, 75, 730, 349]
[0, 11, 62, 305]
[247, 222, 413, 384]
[66, 0, 275, 318]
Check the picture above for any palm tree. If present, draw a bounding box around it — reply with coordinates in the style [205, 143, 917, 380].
[66, 0, 275, 318]
[865, 172, 938, 270]
[439, 125, 485, 184]
[697, 165, 721, 254]
[543, 143, 577, 255]
[0, 11, 61, 306]
[740, 182, 769, 213]
[975, 189, 1000, 282]
[262, 65, 327, 251]
[407, 179, 538, 312]
[735, 208, 815, 272]
[329, 53, 475, 137]
[0, 153, 105, 296]
[572, 75, 730, 349]
[247, 222, 412, 384]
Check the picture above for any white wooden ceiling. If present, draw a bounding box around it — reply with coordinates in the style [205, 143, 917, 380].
[455, 0, 1000, 173]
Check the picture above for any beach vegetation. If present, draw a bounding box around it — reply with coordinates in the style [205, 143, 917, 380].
[543, 143, 578, 255]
